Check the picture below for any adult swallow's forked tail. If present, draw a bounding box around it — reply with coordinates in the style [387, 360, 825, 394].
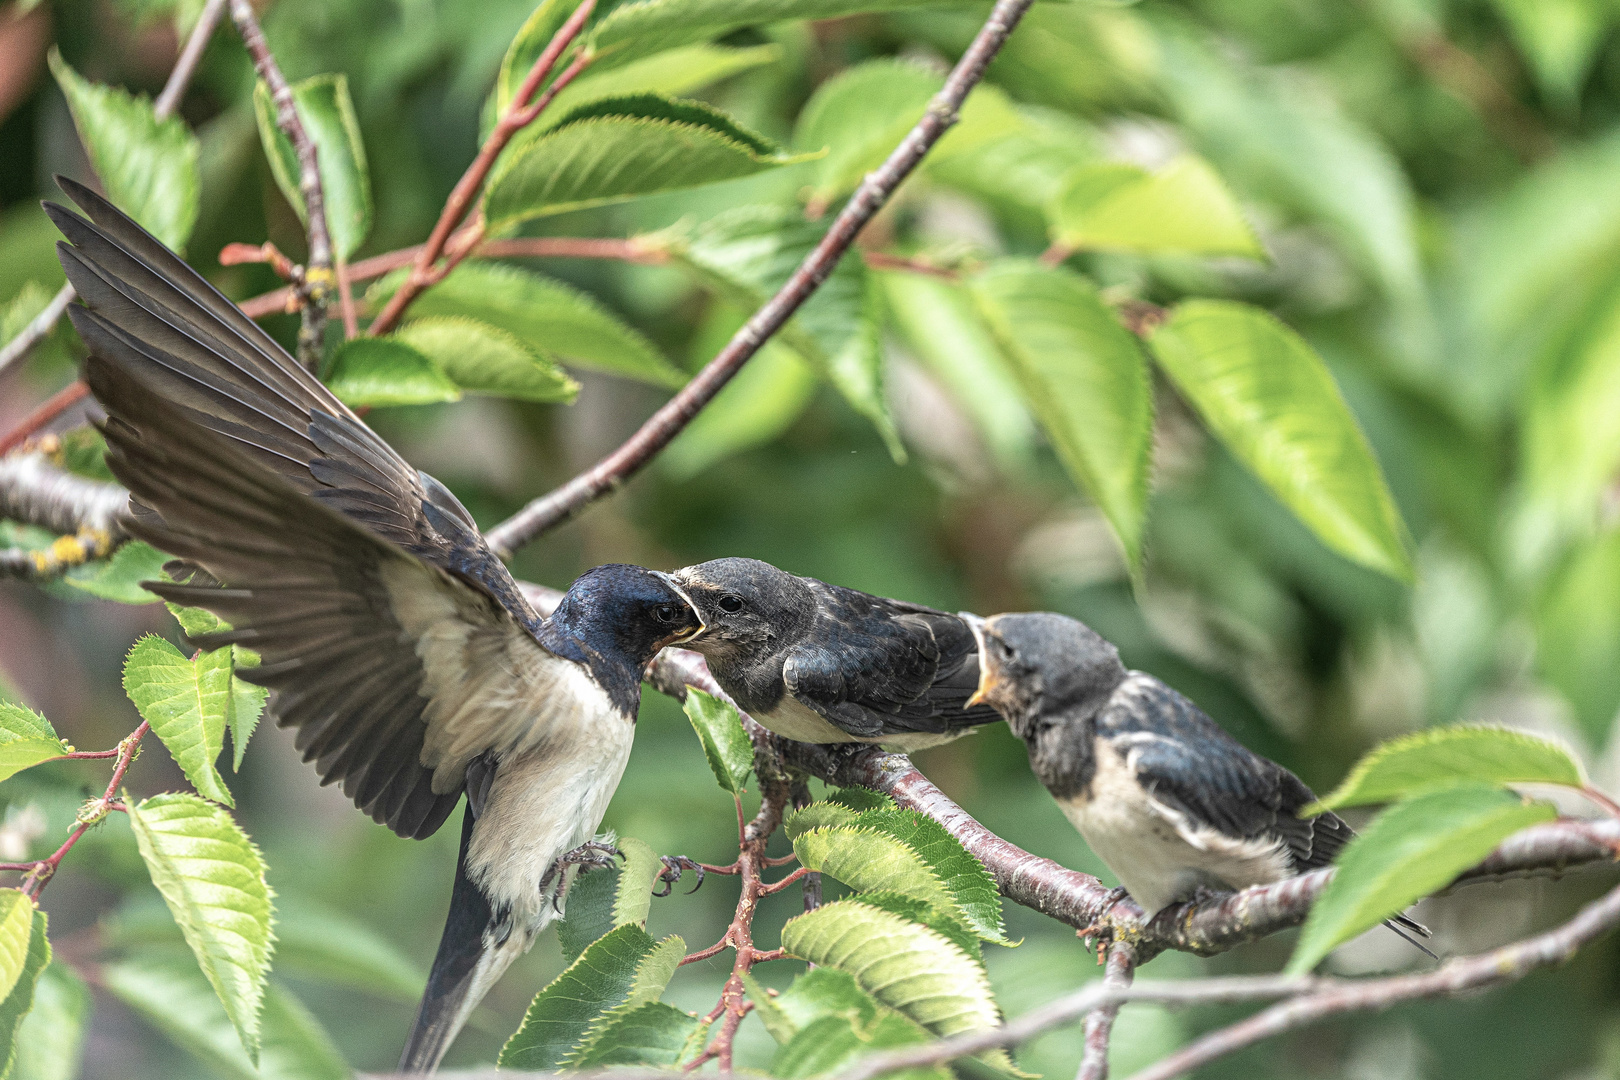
[47, 179, 702, 1071]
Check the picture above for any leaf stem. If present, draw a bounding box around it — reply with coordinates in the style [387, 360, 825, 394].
[14, 720, 148, 900]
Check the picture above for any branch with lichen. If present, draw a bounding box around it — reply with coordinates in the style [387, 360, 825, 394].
[0, 449, 127, 580]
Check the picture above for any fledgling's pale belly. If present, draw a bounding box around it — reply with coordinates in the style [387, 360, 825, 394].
[760, 695, 972, 751]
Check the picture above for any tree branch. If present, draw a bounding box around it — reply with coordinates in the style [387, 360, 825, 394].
[1077, 943, 1135, 1080]
[228, 0, 332, 368]
[482, 0, 1040, 556]
[0, 0, 227, 380]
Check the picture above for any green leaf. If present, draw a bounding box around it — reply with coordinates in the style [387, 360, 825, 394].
[122, 635, 234, 806]
[783, 801, 859, 842]
[592, 0, 956, 60]
[13, 962, 91, 1080]
[491, 0, 579, 118]
[48, 50, 199, 251]
[128, 793, 274, 1063]
[849, 808, 1006, 943]
[772, 1010, 947, 1080]
[61, 541, 169, 605]
[682, 688, 753, 796]
[101, 958, 348, 1080]
[613, 837, 662, 929]
[925, 89, 1097, 220]
[664, 341, 817, 477]
[570, 1001, 702, 1068]
[226, 648, 266, 772]
[742, 970, 799, 1044]
[1287, 785, 1557, 974]
[880, 271, 1035, 468]
[780, 899, 999, 1041]
[1311, 727, 1586, 812]
[557, 864, 623, 965]
[854, 891, 981, 962]
[1048, 155, 1263, 259]
[1535, 527, 1620, 740]
[764, 965, 878, 1040]
[0, 906, 49, 1079]
[970, 260, 1153, 572]
[0, 704, 66, 786]
[369, 263, 683, 386]
[484, 95, 808, 229]
[499, 924, 684, 1070]
[0, 892, 36, 1005]
[397, 317, 580, 403]
[168, 602, 228, 640]
[324, 337, 461, 408]
[1148, 300, 1412, 580]
[1491, 0, 1613, 111]
[670, 205, 902, 460]
[545, 43, 782, 129]
[793, 58, 940, 206]
[1, 283, 74, 372]
[252, 74, 372, 260]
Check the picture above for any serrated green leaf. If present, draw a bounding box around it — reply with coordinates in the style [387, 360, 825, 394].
[48, 50, 198, 250]
[784, 801, 859, 841]
[13, 961, 90, 1080]
[128, 793, 274, 1063]
[591, 0, 957, 61]
[0, 892, 35, 1005]
[781, 898, 999, 1041]
[570, 1000, 701, 1068]
[61, 541, 168, 605]
[682, 688, 753, 796]
[1288, 785, 1557, 973]
[1311, 727, 1586, 812]
[970, 260, 1153, 572]
[397, 317, 580, 403]
[768, 965, 878, 1039]
[613, 837, 662, 929]
[484, 95, 809, 229]
[671, 205, 902, 460]
[500, 924, 683, 1070]
[324, 337, 461, 408]
[545, 43, 782, 129]
[101, 958, 347, 1080]
[772, 1010, 948, 1080]
[1048, 155, 1263, 259]
[1149, 300, 1412, 580]
[794, 826, 957, 915]
[828, 788, 896, 814]
[123, 635, 234, 806]
[252, 74, 372, 260]
[848, 891, 981, 961]
[369, 263, 682, 386]
[558, 864, 623, 964]
[881, 271, 1036, 468]
[742, 970, 797, 1044]
[167, 602, 228, 639]
[794, 58, 940, 205]
[0, 704, 66, 786]
[0, 906, 48, 1079]
[226, 647, 266, 772]
[55, 427, 115, 483]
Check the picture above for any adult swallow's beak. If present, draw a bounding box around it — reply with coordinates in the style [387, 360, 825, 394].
[656, 571, 707, 644]
[960, 612, 999, 709]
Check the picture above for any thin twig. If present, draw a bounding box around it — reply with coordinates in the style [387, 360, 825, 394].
[862, 251, 960, 280]
[366, 0, 598, 336]
[1077, 943, 1135, 1080]
[0, 0, 227, 381]
[0, 382, 91, 456]
[228, 0, 332, 368]
[482, 0, 1041, 555]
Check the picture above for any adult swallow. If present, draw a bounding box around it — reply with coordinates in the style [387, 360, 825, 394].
[667, 557, 999, 750]
[47, 179, 704, 1071]
[965, 611, 1430, 950]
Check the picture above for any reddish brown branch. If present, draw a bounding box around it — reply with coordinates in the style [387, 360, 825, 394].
[228, 0, 332, 368]
[482, 0, 1041, 555]
[0, 382, 91, 456]
[367, 0, 597, 336]
[862, 251, 960, 280]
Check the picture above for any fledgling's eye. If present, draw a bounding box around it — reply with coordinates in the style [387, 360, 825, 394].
[652, 604, 679, 624]
[718, 595, 744, 614]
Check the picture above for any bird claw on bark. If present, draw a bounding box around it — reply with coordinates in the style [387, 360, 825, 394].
[655, 854, 707, 896]
[1079, 886, 1132, 960]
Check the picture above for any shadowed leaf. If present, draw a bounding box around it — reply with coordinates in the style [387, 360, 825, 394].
[252, 74, 372, 260]
[397, 317, 579, 403]
[793, 58, 940, 205]
[0, 905, 49, 1078]
[13, 960, 90, 1080]
[682, 688, 753, 796]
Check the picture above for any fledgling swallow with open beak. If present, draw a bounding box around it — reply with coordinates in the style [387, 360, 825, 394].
[47, 178, 705, 1072]
[666, 557, 1000, 750]
[964, 611, 1430, 951]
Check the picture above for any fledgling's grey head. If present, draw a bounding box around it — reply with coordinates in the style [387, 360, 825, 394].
[668, 557, 816, 664]
[964, 612, 1127, 740]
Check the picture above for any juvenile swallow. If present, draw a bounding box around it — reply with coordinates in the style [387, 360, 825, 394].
[47, 179, 703, 1071]
[965, 612, 1430, 949]
[667, 557, 999, 750]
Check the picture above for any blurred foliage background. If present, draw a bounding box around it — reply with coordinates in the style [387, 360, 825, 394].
[5, 0, 1620, 1077]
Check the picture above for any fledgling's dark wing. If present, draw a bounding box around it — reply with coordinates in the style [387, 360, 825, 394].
[1099, 674, 1342, 872]
[51, 181, 589, 840]
[781, 582, 1000, 738]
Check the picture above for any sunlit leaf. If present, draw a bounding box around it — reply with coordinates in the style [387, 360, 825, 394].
[397, 317, 580, 403]
[925, 89, 1097, 221]
[0, 704, 66, 787]
[773, 1011, 947, 1080]
[1490, 0, 1613, 110]
[370, 263, 683, 385]
[613, 837, 662, 929]
[1310, 727, 1585, 812]
[1048, 155, 1263, 259]
[1535, 527, 1620, 740]
[484, 95, 809, 229]
[970, 260, 1152, 571]
[682, 688, 753, 796]
[1149, 300, 1412, 580]
[61, 541, 168, 605]
[101, 957, 347, 1080]
[13, 961, 91, 1080]
[128, 794, 274, 1063]
[783, 801, 860, 842]
[851, 809, 1006, 943]
[324, 337, 461, 408]
[225, 647, 266, 772]
[664, 342, 817, 477]
[0, 891, 36, 1005]
[252, 74, 372, 260]
[49, 50, 199, 250]
[546, 43, 782, 128]
[1287, 784, 1556, 973]
[592, 0, 961, 62]
[0, 905, 48, 1078]
[793, 58, 939, 206]
[123, 635, 234, 806]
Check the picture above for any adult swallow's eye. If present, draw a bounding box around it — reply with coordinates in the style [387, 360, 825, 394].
[653, 604, 679, 624]
[718, 595, 744, 614]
